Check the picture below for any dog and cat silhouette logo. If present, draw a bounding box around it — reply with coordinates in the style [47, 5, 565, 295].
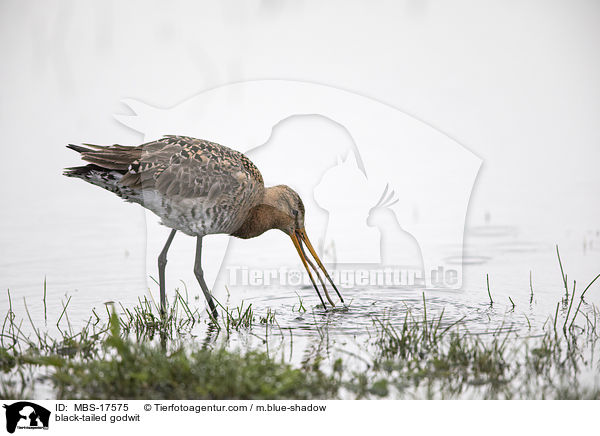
[118, 81, 481, 290]
[2, 402, 50, 433]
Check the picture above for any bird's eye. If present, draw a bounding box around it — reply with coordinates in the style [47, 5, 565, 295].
[293, 210, 298, 218]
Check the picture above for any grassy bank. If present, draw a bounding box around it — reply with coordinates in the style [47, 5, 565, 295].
[1, 251, 600, 399]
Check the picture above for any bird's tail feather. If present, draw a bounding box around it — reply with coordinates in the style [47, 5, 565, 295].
[66, 143, 140, 171]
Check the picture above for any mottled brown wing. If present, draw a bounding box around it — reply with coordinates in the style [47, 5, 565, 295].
[124, 136, 264, 201]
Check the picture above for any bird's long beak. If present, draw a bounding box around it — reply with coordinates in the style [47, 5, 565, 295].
[290, 229, 344, 308]
[297, 229, 344, 304]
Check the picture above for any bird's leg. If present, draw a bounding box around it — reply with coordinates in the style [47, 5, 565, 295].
[158, 229, 177, 316]
[193, 236, 218, 319]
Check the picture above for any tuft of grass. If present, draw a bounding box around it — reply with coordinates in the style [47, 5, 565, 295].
[293, 293, 307, 313]
[0, 347, 16, 372]
[556, 245, 570, 302]
[43, 277, 47, 326]
[50, 312, 338, 400]
[212, 298, 255, 333]
[486, 274, 493, 305]
[118, 292, 199, 341]
[529, 271, 534, 304]
[259, 308, 276, 325]
[368, 303, 600, 399]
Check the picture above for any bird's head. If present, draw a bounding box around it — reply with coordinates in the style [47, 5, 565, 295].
[263, 184, 306, 235]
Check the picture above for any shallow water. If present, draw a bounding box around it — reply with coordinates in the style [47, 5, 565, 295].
[2, 192, 599, 363]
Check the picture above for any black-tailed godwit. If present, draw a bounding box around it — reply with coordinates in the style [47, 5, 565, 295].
[64, 135, 343, 317]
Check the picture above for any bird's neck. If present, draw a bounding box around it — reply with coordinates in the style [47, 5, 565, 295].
[231, 186, 290, 239]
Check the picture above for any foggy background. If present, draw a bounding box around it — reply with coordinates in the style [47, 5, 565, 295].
[1, 1, 599, 319]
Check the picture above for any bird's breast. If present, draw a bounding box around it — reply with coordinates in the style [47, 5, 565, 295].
[139, 188, 261, 237]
